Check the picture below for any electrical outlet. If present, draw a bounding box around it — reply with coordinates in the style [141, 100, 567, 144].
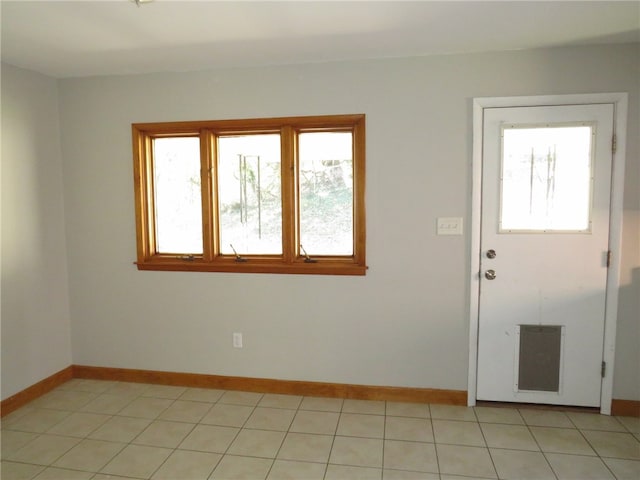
[233, 332, 243, 348]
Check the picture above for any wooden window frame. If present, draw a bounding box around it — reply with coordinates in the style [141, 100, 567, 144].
[132, 114, 366, 275]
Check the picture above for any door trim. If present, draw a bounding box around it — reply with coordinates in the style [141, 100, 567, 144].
[468, 93, 628, 414]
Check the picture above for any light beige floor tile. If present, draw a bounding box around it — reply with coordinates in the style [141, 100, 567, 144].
[337, 413, 385, 438]
[602, 457, 640, 480]
[179, 388, 225, 403]
[290, 410, 339, 435]
[80, 394, 134, 415]
[436, 444, 497, 478]
[385, 416, 433, 442]
[385, 402, 430, 419]
[1, 405, 36, 426]
[6, 434, 80, 465]
[33, 466, 94, 479]
[105, 382, 150, 397]
[519, 409, 575, 428]
[489, 448, 555, 480]
[151, 449, 221, 479]
[266, 459, 326, 480]
[3, 408, 71, 433]
[53, 439, 125, 472]
[209, 454, 272, 480]
[567, 412, 627, 432]
[200, 403, 254, 427]
[59, 379, 116, 394]
[545, 452, 615, 479]
[480, 423, 539, 451]
[157, 400, 211, 423]
[218, 391, 263, 406]
[530, 426, 596, 455]
[277, 432, 333, 463]
[383, 440, 438, 473]
[1, 430, 39, 458]
[474, 406, 524, 425]
[141, 384, 187, 400]
[432, 419, 485, 446]
[325, 464, 382, 479]
[117, 397, 173, 419]
[329, 436, 383, 468]
[1, 461, 44, 479]
[342, 399, 385, 415]
[132, 420, 195, 448]
[92, 474, 140, 479]
[440, 476, 498, 480]
[88, 416, 152, 443]
[300, 396, 343, 412]
[616, 416, 640, 434]
[581, 430, 640, 460]
[46, 412, 110, 437]
[244, 407, 296, 431]
[178, 424, 239, 453]
[429, 405, 477, 422]
[227, 429, 286, 458]
[258, 394, 302, 410]
[32, 390, 96, 411]
[101, 444, 172, 479]
[383, 470, 438, 480]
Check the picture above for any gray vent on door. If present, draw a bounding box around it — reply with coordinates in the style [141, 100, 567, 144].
[518, 325, 562, 392]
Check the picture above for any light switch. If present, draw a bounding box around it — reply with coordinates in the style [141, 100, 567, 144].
[437, 217, 463, 235]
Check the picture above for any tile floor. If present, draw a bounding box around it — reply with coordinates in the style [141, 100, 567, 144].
[1, 379, 639, 479]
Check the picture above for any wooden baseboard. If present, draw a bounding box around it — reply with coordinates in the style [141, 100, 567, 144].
[0, 366, 74, 417]
[611, 399, 640, 417]
[72, 365, 468, 405]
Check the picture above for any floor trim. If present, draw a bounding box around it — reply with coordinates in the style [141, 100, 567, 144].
[0, 366, 74, 417]
[611, 399, 640, 417]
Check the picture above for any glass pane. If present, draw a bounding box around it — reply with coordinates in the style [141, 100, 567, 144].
[218, 134, 282, 255]
[501, 125, 593, 232]
[153, 137, 203, 254]
[299, 132, 353, 255]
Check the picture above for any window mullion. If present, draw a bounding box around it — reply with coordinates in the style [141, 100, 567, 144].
[280, 126, 296, 263]
[201, 130, 217, 261]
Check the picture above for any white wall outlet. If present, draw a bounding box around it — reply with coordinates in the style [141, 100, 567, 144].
[232, 332, 243, 348]
[437, 217, 463, 235]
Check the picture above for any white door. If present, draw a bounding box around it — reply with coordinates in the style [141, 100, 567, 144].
[476, 104, 614, 407]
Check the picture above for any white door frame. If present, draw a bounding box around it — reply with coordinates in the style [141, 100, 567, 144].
[468, 93, 628, 414]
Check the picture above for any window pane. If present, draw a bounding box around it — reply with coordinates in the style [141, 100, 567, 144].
[153, 137, 203, 253]
[299, 132, 353, 255]
[218, 134, 282, 255]
[501, 125, 593, 232]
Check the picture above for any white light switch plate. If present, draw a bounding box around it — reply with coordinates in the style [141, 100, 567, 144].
[437, 217, 463, 235]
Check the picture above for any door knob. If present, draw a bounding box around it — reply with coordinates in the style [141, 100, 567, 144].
[486, 249, 496, 259]
[485, 269, 496, 280]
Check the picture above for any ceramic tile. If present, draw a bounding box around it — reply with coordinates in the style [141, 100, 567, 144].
[33, 466, 94, 479]
[178, 424, 239, 453]
[324, 464, 382, 479]
[244, 407, 296, 431]
[179, 387, 226, 403]
[200, 403, 254, 427]
[545, 452, 616, 479]
[141, 384, 187, 400]
[385, 416, 433, 442]
[436, 444, 497, 478]
[80, 394, 134, 415]
[290, 410, 340, 435]
[88, 416, 152, 443]
[489, 448, 555, 480]
[157, 399, 211, 423]
[117, 397, 173, 419]
[101, 444, 172, 479]
[581, 430, 640, 460]
[336, 413, 385, 438]
[429, 405, 477, 422]
[329, 436, 383, 468]
[105, 382, 150, 397]
[602, 457, 640, 480]
[1, 430, 39, 458]
[2, 408, 71, 433]
[6, 434, 80, 465]
[567, 411, 627, 432]
[132, 420, 195, 448]
[300, 396, 344, 412]
[277, 432, 333, 463]
[218, 391, 263, 406]
[53, 439, 125, 472]
[385, 402, 430, 419]
[519, 408, 574, 428]
[32, 390, 97, 411]
[1, 461, 44, 479]
[530, 426, 597, 455]
[227, 429, 286, 458]
[616, 416, 640, 434]
[383, 470, 438, 480]
[266, 459, 326, 480]
[59, 379, 116, 394]
[209, 454, 272, 480]
[383, 440, 438, 473]
[258, 393, 302, 410]
[433, 419, 485, 446]
[150, 449, 221, 480]
[474, 406, 524, 425]
[46, 411, 110, 437]
[342, 399, 385, 415]
[480, 423, 539, 451]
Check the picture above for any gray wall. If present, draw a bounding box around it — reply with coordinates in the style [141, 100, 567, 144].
[2, 43, 637, 402]
[1, 64, 72, 399]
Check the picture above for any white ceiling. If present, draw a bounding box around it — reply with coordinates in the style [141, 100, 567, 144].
[1, 0, 639, 78]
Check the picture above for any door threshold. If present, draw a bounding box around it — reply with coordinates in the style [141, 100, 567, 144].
[476, 400, 600, 414]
